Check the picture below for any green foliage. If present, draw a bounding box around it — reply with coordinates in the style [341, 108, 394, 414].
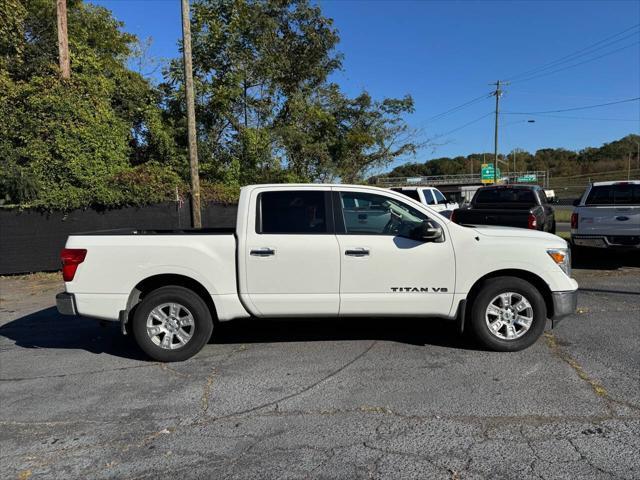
[164, 0, 416, 185]
[201, 182, 241, 204]
[108, 163, 184, 206]
[0, 0, 27, 71]
[0, 0, 184, 210]
[2, 0, 420, 210]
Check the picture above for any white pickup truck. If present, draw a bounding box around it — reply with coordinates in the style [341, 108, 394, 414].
[57, 184, 578, 362]
[391, 186, 459, 213]
[571, 180, 640, 250]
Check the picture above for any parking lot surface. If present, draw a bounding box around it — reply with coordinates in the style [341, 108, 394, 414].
[1, 254, 639, 480]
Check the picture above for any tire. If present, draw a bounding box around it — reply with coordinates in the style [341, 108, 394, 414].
[469, 277, 546, 352]
[132, 286, 213, 362]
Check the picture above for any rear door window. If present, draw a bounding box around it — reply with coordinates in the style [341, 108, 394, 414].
[258, 191, 328, 234]
[397, 189, 421, 202]
[422, 189, 436, 205]
[474, 188, 536, 204]
[585, 184, 640, 206]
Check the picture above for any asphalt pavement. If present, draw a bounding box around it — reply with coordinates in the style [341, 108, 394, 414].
[1, 254, 639, 480]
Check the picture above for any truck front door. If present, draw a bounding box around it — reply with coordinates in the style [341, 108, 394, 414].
[334, 188, 456, 317]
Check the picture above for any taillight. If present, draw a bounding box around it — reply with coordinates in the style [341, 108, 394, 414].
[61, 248, 87, 281]
[570, 212, 578, 229]
[527, 213, 537, 229]
[450, 209, 457, 223]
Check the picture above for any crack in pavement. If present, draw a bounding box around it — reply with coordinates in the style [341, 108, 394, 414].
[544, 332, 640, 416]
[195, 340, 378, 424]
[200, 367, 216, 415]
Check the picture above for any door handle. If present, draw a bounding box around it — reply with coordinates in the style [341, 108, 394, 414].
[345, 248, 370, 257]
[250, 248, 275, 257]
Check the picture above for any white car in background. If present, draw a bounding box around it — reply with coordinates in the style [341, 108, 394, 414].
[571, 180, 640, 250]
[391, 186, 459, 214]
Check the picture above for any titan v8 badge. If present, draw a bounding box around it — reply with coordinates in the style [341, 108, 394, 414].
[390, 287, 448, 292]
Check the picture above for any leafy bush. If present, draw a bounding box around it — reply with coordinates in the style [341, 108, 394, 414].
[0, 1, 184, 211]
[109, 163, 185, 206]
[200, 183, 241, 204]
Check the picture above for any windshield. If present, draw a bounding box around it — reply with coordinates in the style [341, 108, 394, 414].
[474, 188, 536, 205]
[585, 184, 640, 206]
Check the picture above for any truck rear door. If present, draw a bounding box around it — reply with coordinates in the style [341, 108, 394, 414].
[241, 188, 340, 317]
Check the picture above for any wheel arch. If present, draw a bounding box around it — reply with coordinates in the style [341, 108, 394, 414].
[465, 269, 554, 319]
[125, 274, 218, 326]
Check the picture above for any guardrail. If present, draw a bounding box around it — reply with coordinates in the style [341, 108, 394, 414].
[376, 171, 549, 187]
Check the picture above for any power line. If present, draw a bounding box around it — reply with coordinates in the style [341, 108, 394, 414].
[509, 30, 640, 82]
[504, 113, 639, 122]
[510, 41, 640, 84]
[434, 112, 493, 138]
[503, 97, 640, 115]
[505, 91, 636, 101]
[505, 23, 640, 82]
[425, 92, 492, 122]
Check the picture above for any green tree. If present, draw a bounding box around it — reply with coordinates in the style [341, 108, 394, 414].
[379, 134, 639, 181]
[0, 0, 182, 208]
[164, 0, 416, 184]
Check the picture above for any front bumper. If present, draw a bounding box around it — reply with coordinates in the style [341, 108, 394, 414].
[56, 292, 77, 316]
[551, 289, 578, 323]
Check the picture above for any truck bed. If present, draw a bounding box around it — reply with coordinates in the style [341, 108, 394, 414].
[453, 207, 534, 229]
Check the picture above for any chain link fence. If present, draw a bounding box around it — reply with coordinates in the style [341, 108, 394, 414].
[549, 168, 640, 204]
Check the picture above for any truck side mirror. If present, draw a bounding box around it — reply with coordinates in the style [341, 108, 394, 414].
[411, 221, 443, 242]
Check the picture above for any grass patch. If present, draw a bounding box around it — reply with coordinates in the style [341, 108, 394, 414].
[0, 271, 61, 281]
[554, 209, 573, 223]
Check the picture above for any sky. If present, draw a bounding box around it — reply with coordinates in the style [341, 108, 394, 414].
[90, 0, 640, 171]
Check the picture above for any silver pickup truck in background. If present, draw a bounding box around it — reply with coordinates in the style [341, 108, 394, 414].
[571, 180, 640, 250]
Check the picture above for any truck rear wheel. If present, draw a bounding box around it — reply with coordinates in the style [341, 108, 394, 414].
[470, 277, 546, 352]
[132, 286, 213, 362]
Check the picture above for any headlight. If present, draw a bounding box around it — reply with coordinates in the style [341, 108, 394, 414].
[547, 248, 571, 277]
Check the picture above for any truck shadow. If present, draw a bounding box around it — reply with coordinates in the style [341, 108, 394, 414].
[0, 307, 479, 361]
[0, 307, 147, 361]
[212, 317, 478, 350]
[572, 249, 640, 270]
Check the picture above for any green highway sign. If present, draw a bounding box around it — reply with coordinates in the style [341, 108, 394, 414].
[481, 163, 501, 183]
[517, 174, 537, 183]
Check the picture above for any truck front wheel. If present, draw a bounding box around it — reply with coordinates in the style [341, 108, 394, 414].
[131, 286, 213, 362]
[470, 277, 547, 352]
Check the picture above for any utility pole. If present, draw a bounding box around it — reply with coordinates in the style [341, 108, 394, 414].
[181, 0, 202, 228]
[56, 0, 70, 79]
[628, 153, 632, 180]
[491, 80, 508, 184]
